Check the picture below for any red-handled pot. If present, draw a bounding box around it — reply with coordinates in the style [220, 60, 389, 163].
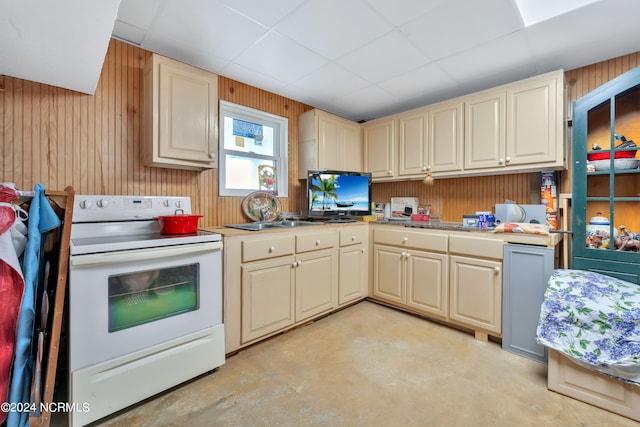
[156, 209, 203, 234]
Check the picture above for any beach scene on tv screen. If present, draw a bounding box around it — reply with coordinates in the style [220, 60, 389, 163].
[309, 173, 369, 211]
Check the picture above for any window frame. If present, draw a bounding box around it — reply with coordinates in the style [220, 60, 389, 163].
[218, 100, 288, 197]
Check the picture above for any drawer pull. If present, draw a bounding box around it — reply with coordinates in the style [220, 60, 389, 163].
[351, 235, 356, 241]
[316, 239, 321, 246]
[269, 246, 276, 253]
[402, 237, 408, 243]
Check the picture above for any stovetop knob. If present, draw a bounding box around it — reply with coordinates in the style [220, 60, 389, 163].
[79, 200, 93, 209]
[97, 198, 109, 208]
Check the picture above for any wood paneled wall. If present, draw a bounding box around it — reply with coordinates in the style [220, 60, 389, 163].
[1, 39, 639, 225]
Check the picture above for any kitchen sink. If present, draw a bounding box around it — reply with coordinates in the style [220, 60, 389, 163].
[226, 220, 317, 231]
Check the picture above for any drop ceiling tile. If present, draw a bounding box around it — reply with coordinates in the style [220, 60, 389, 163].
[217, 0, 306, 27]
[526, 0, 640, 70]
[336, 30, 431, 83]
[151, 0, 269, 61]
[116, 0, 163, 30]
[378, 62, 457, 100]
[436, 30, 537, 89]
[276, 0, 392, 60]
[288, 62, 370, 101]
[112, 20, 147, 45]
[364, 0, 448, 26]
[328, 84, 400, 121]
[220, 62, 289, 93]
[0, 0, 120, 94]
[234, 30, 328, 83]
[401, 0, 523, 60]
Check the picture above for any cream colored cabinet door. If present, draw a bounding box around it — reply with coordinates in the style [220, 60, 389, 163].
[464, 90, 506, 170]
[317, 114, 342, 170]
[338, 243, 367, 305]
[143, 53, 218, 170]
[298, 109, 362, 179]
[364, 117, 396, 180]
[372, 244, 404, 304]
[448, 255, 502, 334]
[241, 256, 296, 343]
[506, 75, 560, 166]
[294, 248, 337, 322]
[406, 250, 448, 318]
[398, 109, 428, 176]
[429, 100, 463, 173]
[341, 122, 363, 172]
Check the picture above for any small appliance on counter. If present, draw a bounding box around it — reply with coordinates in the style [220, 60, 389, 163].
[495, 203, 547, 224]
[462, 214, 479, 228]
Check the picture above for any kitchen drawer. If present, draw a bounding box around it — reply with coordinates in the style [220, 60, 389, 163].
[374, 228, 448, 252]
[449, 235, 503, 259]
[296, 229, 337, 253]
[339, 226, 368, 247]
[242, 235, 296, 262]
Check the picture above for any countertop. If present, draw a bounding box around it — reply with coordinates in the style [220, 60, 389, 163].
[201, 220, 560, 247]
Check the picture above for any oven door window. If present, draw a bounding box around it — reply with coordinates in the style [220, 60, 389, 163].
[108, 264, 199, 332]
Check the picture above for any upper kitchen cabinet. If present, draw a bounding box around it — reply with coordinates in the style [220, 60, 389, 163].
[464, 90, 506, 170]
[397, 100, 464, 179]
[464, 70, 566, 173]
[363, 116, 397, 180]
[397, 108, 429, 177]
[298, 109, 362, 179]
[143, 54, 219, 170]
[429, 99, 464, 174]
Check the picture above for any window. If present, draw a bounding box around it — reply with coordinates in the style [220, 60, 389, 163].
[219, 101, 288, 197]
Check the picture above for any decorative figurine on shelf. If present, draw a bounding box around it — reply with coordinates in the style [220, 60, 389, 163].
[614, 225, 640, 251]
[258, 165, 277, 194]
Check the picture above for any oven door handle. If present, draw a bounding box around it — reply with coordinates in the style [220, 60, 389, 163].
[70, 241, 223, 267]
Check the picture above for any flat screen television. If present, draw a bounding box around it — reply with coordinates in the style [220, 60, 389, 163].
[307, 170, 372, 219]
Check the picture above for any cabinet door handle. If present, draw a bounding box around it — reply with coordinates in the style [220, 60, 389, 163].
[505, 156, 511, 163]
[388, 170, 393, 175]
[498, 158, 505, 165]
[292, 261, 298, 268]
[361, 248, 366, 254]
[494, 266, 501, 273]
[209, 152, 216, 159]
[297, 260, 302, 266]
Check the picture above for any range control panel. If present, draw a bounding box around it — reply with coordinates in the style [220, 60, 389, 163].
[72, 195, 192, 223]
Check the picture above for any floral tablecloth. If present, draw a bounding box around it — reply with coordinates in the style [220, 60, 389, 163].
[536, 269, 640, 385]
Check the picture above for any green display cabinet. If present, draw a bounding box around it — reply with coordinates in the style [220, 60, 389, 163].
[572, 66, 640, 283]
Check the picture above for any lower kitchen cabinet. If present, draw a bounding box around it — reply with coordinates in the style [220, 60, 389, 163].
[295, 248, 337, 321]
[370, 226, 505, 340]
[372, 227, 449, 319]
[241, 256, 296, 342]
[225, 227, 341, 353]
[448, 235, 503, 338]
[338, 226, 369, 306]
[449, 255, 502, 336]
[502, 244, 554, 363]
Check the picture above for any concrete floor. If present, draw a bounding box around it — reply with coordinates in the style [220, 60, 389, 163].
[55, 301, 637, 426]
